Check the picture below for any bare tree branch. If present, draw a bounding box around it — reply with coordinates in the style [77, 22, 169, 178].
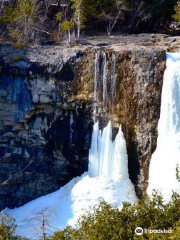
[0, 160, 34, 186]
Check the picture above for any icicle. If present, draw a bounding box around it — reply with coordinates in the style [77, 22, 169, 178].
[88, 121, 130, 180]
[102, 51, 108, 110]
[93, 51, 117, 114]
[69, 112, 73, 146]
[99, 121, 113, 177]
[112, 126, 129, 180]
[93, 51, 100, 103]
[111, 54, 117, 105]
[88, 122, 100, 178]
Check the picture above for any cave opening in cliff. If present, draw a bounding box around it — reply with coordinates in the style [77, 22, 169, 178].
[54, 64, 74, 82]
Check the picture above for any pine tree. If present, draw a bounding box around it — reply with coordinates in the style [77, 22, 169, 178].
[0, 0, 36, 44]
[173, 1, 180, 24]
[55, 10, 74, 43]
[61, 20, 74, 43]
[0, 213, 23, 240]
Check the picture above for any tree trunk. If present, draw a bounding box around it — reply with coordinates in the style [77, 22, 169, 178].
[77, 0, 81, 41]
[42, 211, 46, 240]
[68, 30, 71, 43]
[77, 11, 80, 41]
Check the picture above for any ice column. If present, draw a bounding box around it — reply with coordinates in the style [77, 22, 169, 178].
[88, 121, 129, 180]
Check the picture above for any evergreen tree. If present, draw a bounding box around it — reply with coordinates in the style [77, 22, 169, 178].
[71, 0, 86, 41]
[51, 192, 180, 240]
[170, 218, 180, 240]
[0, 213, 23, 240]
[173, 0, 180, 23]
[55, 6, 74, 43]
[0, 0, 37, 44]
[60, 20, 74, 43]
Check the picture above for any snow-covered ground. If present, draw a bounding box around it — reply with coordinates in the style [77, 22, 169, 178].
[6, 173, 136, 239]
[6, 122, 137, 239]
[148, 52, 180, 201]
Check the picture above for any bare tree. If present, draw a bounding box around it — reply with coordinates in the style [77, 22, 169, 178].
[0, 160, 34, 186]
[32, 210, 54, 240]
[32, 0, 52, 43]
[127, 0, 165, 32]
[0, 146, 35, 187]
[40, 211, 47, 240]
[100, 0, 128, 36]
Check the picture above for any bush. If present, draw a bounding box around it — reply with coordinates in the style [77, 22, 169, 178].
[0, 213, 23, 240]
[173, 1, 180, 23]
[52, 192, 180, 240]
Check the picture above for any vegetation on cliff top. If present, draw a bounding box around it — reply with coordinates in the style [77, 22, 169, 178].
[0, 0, 179, 45]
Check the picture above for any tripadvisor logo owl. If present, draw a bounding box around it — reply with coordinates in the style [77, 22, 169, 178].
[135, 227, 143, 235]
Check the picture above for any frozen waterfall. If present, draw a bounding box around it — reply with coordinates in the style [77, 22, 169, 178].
[147, 52, 180, 201]
[88, 121, 129, 180]
[6, 121, 137, 239]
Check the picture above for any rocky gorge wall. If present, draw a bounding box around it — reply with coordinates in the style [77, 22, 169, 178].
[90, 44, 165, 196]
[0, 44, 95, 209]
[0, 35, 179, 210]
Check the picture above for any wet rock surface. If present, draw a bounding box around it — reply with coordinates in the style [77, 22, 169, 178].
[0, 34, 178, 209]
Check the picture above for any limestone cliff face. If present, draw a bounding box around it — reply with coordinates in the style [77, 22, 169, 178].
[0, 35, 179, 209]
[111, 48, 165, 195]
[88, 44, 166, 196]
[0, 44, 94, 209]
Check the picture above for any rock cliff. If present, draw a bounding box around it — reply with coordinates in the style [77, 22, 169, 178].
[0, 34, 179, 209]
